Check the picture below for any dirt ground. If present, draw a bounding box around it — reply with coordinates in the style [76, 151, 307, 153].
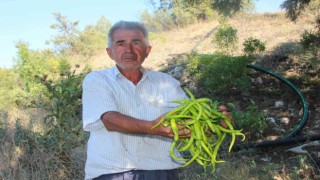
[218, 53, 320, 179]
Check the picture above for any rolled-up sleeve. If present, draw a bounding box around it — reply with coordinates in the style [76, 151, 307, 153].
[82, 72, 118, 132]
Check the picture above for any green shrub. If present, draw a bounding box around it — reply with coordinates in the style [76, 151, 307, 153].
[0, 69, 24, 109]
[243, 37, 266, 55]
[39, 65, 90, 154]
[213, 24, 238, 54]
[232, 100, 267, 138]
[14, 43, 71, 108]
[300, 30, 320, 50]
[0, 65, 90, 179]
[300, 15, 320, 50]
[298, 15, 320, 78]
[187, 53, 251, 96]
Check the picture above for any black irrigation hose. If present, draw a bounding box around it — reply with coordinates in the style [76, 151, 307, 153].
[232, 64, 316, 150]
[233, 134, 320, 151]
[246, 64, 309, 138]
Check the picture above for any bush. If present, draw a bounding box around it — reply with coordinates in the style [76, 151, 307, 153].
[231, 100, 267, 138]
[38, 65, 90, 154]
[0, 64, 90, 179]
[298, 15, 320, 78]
[213, 24, 238, 54]
[300, 15, 320, 50]
[187, 53, 251, 96]
[0, 69, 24, 109]
[243, 37, 266, 55]
[300, 30, 320, 50]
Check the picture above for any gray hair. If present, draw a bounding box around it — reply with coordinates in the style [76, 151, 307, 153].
[107, 21, 150, 48]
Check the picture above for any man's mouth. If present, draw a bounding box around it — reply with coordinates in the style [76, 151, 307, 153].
[123, 54, 137, 60]
[124, 57, 135, 61]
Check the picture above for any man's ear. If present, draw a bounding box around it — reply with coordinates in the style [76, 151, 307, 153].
[145, 46, 152, 58]
[106, 48, 113, 59]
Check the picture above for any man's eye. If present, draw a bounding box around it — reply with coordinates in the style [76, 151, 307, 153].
[117, 42, 124, 46]
[133, 40, 141, 45]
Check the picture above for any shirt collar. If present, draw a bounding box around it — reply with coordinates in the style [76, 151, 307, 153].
[111, 66, 149, 82]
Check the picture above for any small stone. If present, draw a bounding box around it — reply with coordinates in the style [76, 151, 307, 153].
[280, 117, 290, 124]
[275, 101, 284, 109]
[290, 112, 297, 117]
[272, 127, 282, 132]
[260, 157, 271, 162]
[256, 76, 263, 84]
[266, 117, 276, 124]
[169, 66, 184, 79]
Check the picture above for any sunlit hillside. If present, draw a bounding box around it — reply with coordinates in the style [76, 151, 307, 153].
[1, 9, 319, 180]
[86, 11, 314, 71]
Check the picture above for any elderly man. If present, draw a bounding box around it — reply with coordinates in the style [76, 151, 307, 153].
[82, 21, 190, 180]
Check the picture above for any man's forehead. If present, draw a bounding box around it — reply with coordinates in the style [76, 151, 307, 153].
[112, 28, 144, 39]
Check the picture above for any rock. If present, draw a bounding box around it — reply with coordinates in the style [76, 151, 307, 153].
[266, 117, 276, 124]
[280, 117, 290, 124]
[272, 126, 286, 133]
[275, 101, 284, 109]
[256, 76, 263, 84]
[169, 66, 184, 80]
[260, 157, 271, 162]
[290, 112, 297, 117]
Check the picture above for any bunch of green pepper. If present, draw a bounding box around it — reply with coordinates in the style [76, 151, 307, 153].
[152, 88, 245, 172]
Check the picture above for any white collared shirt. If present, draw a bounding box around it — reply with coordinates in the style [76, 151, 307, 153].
[82, 66, 187, 179]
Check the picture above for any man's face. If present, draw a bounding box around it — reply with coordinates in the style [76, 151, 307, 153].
[106, 28, 152, 72]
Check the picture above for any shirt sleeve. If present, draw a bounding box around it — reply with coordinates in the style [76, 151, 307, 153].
[82, 72, 118, 132]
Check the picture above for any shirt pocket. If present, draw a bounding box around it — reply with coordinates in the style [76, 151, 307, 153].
[131, 99, 170, 121]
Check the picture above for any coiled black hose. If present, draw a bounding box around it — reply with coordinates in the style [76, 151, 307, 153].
[233, 64, 314, 150]
[247, 64, 309, 138]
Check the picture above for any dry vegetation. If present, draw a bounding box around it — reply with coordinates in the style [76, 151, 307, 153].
[77, 11, 320, 179]
[1, 11, 319, 179]
[88, 11, 314, 70]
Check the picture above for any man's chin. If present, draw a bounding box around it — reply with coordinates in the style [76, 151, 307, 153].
[117, 64, 141, 71]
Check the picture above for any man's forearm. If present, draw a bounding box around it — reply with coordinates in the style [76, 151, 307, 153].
[101, 111, 155, 134]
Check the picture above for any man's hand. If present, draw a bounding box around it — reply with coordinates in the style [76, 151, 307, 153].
[219, 105, 233, 128]
[151, 114, 191, 139]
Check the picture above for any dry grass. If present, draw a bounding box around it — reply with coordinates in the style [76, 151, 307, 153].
[86, 12, 314, 72]
[0, 108, 86, 180]
[1, 12, 318, 180]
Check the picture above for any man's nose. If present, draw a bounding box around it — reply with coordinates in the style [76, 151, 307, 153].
[125, 43, 133, 52]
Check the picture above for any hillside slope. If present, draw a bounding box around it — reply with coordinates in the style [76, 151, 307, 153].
[86, 12, 314, 71]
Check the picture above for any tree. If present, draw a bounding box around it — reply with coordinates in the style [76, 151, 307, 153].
[47, 13, 80, 55]
[94, 16, 112, 34]
[280, 0, 312, 21]
[48, 13, 112, 58]
[212, 0, 255, 17]
[74, 16, 111, 57]
[14, 41, 67, 104]
[143, 0, 255, 31]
